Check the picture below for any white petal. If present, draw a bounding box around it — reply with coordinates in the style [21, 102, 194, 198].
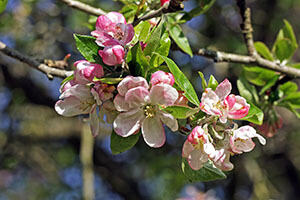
[113, 94, 130, 112]
[141, 116, 165, 148]
[55, 97, 90, 117]
[117, 76, 149, 96]
[113, 109, 144, 137]
[182, 140, 194, 158]
[125, 87, 149, 108]
[188, 149, 208, 170]
[159, 111, 178, 132]
[149, 84, 178, 106]
[215, 79, 232, 100]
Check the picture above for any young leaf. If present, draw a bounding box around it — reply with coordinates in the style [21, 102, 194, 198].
[167, 23, 193, 57]
[243, 66, 277, 86]
[134, 21, 151, 42]
[207, 75, 218, 90]
[279, 81, 298, 96]
[110, 131, 140, 155]
[143, 18, 164, 56]
[274, 38, 295, 61]
[182, 159, 226, 182]
[157, 55, 200, 106]
[282, 20, 298, 49]
[239, 102, 264, 125]
[181, 0, 216, 22]
[74, 34, 101, 63]
[198, 71, 207, 90]
[259, 75, 280, 95]
[129, 43, 150, 76]
[120, 3, 138, 23]
[149, 33, 171, 67]
[237, 76, 259, 104]
[254, 42, 274, 61]
[162, 106, 199, 119]
[93, 77, 123, 84]
[60, 74, 74, 86]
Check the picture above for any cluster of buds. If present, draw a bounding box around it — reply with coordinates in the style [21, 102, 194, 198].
[183, 79, 266, 171]
[55, 60, 116, 136]
[91, 12, 134, 66]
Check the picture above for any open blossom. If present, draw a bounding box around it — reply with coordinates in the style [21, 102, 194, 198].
[182, 126, 215, 170]
[98, 45, 125, 66]
[150, 71, 175, 86]
[91, 12, 134, 47]
[200, 79, 250, 123]
[74, 60, 104, 84]
[113, 76, 179, 148]
[230, 125, 266, 154]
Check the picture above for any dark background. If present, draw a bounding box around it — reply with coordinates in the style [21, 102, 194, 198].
[1, 0, 300, 199]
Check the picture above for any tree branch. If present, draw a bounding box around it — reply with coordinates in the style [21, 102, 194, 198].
[0, 41, 73, 79]
[197, 49, 300, 78]
[59, 0, 106, 16]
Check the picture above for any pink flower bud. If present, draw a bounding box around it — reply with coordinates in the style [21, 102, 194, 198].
[160, 0, 170, 6]
[140, 42, 147, 51]
[98, 45, 125, 66]
[174, 91, 189, 105]
[60, 79, 76, 93]
[74, 60, 104, 84]
[187, 126, 206, 145]
[150, 71, 175, 86]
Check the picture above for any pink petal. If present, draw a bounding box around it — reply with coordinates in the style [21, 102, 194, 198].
[187, 149, 208, 170]
[233, 139, 255, 153]
[141, 116, 166, 148]
[225, 94, 236, 110]
[90, 105, 100, 137]
[113, 109, 144, 137]
[125, 86, 149, 108]
[215, 79, 232, 100]
[117, 76, 149, 96]
[150, 71, 175, 86]
[98, 45, 125, 66]
[113, 94, 130, 112]
[59, 84, 91, 100]
[105, 12, 126, 24]
[120, 24, 134, 45]
[112, 45, 125, 64]
[149, 84, 178, 106]
[95, 15, 113, 31]
[93, 32, 120, 47]
[228, 96, 250, 119]
[182, 140, 194, 158]
[159, 111, 178, 131]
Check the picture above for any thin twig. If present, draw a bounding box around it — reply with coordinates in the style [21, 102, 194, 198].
[80, 124, 95, 200]
[0, 41, 73, 79]
[197, 49, 300, 78]
[59, 0, 106, 16]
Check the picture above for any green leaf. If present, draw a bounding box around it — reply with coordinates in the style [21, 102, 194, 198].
[282, 20, 298, 49]
[237, 76, 259, 104]
[93, 77, 123, 84]
[134, 21, 151, 42]
[181, 0, 216, 22]
[167, 23, 193, 57]
[129, 42, 151, 76]
[243, 66, 277, 86]
[254, 42, 274, 61]
[110, 131, 140, 155]
[259, 75, 280, 95]
[158, 55, 200, 106]
[207, 75, 218, 90]
[182, 159, 226, 182]
[239, 102, 264, 125]
[60, 75, 74, 86]
[0, 0, 7, 13]
[279, 81, 298, 96]
[149, 33, 171, 67]
[120, 3, 138, 23]
[198, 71, 207, 90]
[143, 18, 164, 56]
[163, 106, 199, 119]
[274, 39, 295, 61]
[74, 34, 101, 63]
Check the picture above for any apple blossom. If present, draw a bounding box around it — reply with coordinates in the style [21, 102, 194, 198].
[199, 79, 250, 123]
[98, 45, 125, 66]
[210, 149, 234, 171]
[150, 70, 175, 86]
[230, 125, 266, 154]
[113, 76, 179, 148]
[91, 12, 134, 47]
[74, 60, 104, 84]
[182, 126, 216, 170]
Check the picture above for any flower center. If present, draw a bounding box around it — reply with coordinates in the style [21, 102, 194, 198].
[114, 26, 124, 41]
[143, 104, 156, 118]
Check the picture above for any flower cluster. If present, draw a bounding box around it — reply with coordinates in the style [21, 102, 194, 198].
[91, 12, 134, 66]
[182, 79, 266, 171]
[55, 60, 116, 136]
